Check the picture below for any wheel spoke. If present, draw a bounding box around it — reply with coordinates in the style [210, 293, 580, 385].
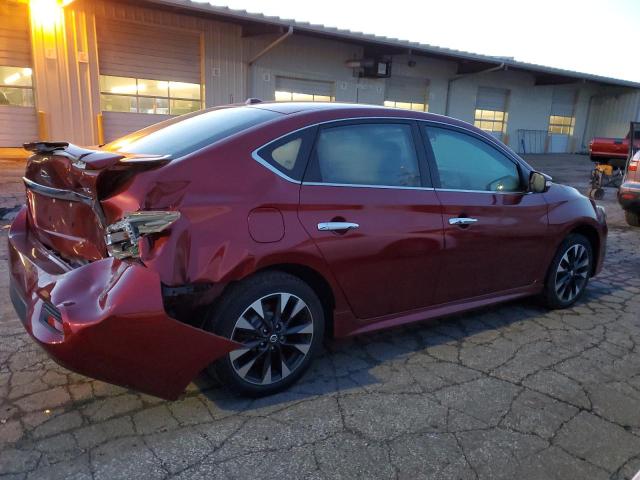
[280, 349, 291, 379]
[248, 298, 265, 320]
[283, 342, 311, 355]
[279, 293, 292, 314]
[260, 350, 272, 385]
[285, 322, 313, 335]
[235, 317, 258, 332]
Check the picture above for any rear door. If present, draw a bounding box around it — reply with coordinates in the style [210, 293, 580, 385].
[298, 120, 444, 320]
[420, 124, 549, 304]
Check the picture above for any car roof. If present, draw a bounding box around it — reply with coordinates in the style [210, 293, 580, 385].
[248, 101, 484, 138]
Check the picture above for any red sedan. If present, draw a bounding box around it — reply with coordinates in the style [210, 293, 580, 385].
[8, 102, 607, 398]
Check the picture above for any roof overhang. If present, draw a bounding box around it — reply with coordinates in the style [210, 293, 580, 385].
[132, 0, 640, 89]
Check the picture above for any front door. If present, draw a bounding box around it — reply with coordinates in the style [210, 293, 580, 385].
[421, 124, 550, 304]
[298, 120, 444, 320]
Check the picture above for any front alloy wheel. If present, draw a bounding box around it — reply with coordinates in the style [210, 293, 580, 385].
[543, 233, 593, 309]
[553, 244, 590, 303]
[206, 271, 324, 396]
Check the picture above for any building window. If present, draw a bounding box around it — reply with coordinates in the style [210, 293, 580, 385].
[383, 100, 428, 112]
[274, 91, 334, 102]
[548, 115, 575, 135]
[99, 75, 201, 115]
[474, 109, 508, 135]
[0, 66, 34, 107]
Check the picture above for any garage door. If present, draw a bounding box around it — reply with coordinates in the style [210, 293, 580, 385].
[0, 2, 37, 147]
[548, 89, 576, 153]
[96, 19, 202, 141]
[474, 87, 509, 141]
[274, 77, 335, 102]
[384, 76, 428, 111]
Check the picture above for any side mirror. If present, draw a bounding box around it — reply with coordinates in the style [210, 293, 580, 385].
[529, 171, 551, 193]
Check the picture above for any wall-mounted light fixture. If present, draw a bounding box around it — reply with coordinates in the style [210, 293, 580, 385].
[29, 0, 74, 31]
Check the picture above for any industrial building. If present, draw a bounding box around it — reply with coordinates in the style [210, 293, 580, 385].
[2, 0, 640, 155]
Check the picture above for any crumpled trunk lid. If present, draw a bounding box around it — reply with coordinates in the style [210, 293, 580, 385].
[22, 142, 165, 265]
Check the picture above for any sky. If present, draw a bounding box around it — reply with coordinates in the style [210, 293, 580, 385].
[203, 0, 640, 82]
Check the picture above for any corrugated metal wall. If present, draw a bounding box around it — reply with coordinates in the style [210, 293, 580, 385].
[584, 90, 640, 141]
[0, 2, 37, 147]
[97, 19, 201, 83]
[93, 0, 245, 141]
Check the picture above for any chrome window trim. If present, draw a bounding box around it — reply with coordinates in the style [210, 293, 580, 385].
[302, 181, 435, 191]
[435, 188, 530, 195]
[250, 151, 301, 185]
[250, 115, 532, 189]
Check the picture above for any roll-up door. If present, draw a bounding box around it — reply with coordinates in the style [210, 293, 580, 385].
[0, 2, 37, 147]
[384, 76, 428, 111]
[96, 19, 202, 141]
[474, 87, 509, 141]
[476, 87, 509, 112]
[274, 77, 334, 101]
[548, 89, 577, 153]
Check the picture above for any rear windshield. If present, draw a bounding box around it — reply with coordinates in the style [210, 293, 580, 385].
[103, 106, 281, 158]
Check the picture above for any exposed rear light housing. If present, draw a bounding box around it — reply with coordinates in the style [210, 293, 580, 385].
[40, 302, 63, 333]
[105, 211, 180, 259]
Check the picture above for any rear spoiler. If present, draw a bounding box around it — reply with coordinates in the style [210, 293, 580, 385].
[23, 141, 169, 169]
[23, 142, 70, 154]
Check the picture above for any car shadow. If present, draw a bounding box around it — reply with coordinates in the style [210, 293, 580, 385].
[194, 281, 614, 412]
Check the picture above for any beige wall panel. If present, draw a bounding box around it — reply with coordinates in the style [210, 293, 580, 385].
[102, 111, 171, 142]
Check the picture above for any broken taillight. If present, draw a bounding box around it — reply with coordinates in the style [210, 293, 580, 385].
[105, 211, 180, 259]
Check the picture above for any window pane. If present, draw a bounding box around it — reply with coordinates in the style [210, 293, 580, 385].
[0, 66, 33, 87]
[315, 123, 421, 187]
[169, 81, 200, 100]
[139, 97, 169, 115]
[271, 138, 302, 171]
[0, 86, 34, 107]
[313, 95, 332, 102]
[275, 90, 293, 101]
[138, 79, 168, 97]
[170, 99, 200, 115]
[100, 94, 137, 113]
[424, 126, 521, 192]
[292, 92, 314, 102]
[100, 75, 137, 95]
[103, 107, 281, 158]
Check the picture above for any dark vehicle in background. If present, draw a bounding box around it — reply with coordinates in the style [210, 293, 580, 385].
[589, 128, 640, 169]
[9, 102, 607, 399]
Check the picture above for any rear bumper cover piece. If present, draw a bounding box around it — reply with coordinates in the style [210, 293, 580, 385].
[8, 207, 239, 400]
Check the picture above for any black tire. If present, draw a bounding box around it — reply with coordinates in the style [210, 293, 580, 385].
[204, 271, 325, 397]
[625, 210, 640, 227]
[542, 234, 593, 309]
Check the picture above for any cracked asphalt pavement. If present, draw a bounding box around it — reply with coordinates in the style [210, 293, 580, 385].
[1, 154, 639, 479]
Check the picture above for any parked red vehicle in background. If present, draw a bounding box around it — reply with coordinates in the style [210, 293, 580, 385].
[9, 102, 607, 399]
[589, 128, 640, 168]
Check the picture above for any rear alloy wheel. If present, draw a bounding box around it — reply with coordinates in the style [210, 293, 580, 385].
[206, 272, 324, 396]
[625, 210, 640, 227]
[542, 234, 593, 309]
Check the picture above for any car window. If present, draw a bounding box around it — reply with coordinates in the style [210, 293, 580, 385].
[255, 127, 316, 181]
[103, 106, 280, 158]
[423, 126, 522, 192]
[309, 123, 421, 187]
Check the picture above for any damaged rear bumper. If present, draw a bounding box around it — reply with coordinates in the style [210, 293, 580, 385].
[8, 207, 239, 400]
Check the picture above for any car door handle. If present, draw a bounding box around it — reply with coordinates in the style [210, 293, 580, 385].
[449, 217, 478, 226]
[317, 222, 360, 231]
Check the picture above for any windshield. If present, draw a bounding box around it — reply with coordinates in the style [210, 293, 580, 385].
[103, 106, 281, 158]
